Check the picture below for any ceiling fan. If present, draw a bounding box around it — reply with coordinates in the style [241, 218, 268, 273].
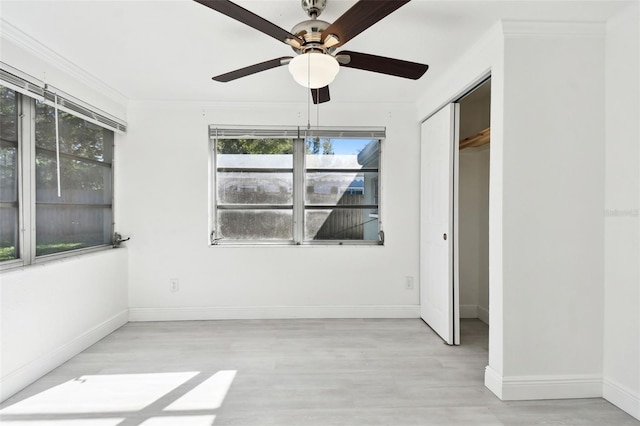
[194, 0, 429, 104]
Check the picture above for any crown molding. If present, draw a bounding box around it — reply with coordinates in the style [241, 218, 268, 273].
[501, 20, 606, 37]
[0, 18, 129, 107]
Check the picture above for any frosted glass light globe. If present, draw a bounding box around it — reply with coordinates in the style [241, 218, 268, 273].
[288, 52, 340, 89]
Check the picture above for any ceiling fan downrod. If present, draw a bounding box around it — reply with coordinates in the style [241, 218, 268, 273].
[301, 0, 327, 18]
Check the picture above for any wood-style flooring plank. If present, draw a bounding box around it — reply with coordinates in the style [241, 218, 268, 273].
[1, 319, 638, 426]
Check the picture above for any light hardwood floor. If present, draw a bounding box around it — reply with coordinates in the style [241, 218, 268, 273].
[1, 319, 638, 425]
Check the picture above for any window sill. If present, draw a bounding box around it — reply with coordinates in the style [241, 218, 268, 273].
[0, 245, 117, 273]
[209, 242, 383, 248]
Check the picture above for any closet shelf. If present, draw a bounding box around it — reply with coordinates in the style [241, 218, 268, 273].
[460, 127, 490, 150]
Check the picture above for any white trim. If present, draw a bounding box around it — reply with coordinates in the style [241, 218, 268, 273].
[128, 305, 420, 322]
[0, 63, 127, 133]
[0, 309, 128, 402]
[500, 375, 602, 400]
[478, 305, 489, 324]
[128, 99, 414, 110]
[460, 304, 479, 318]
[0, 18, 129, 107]
[484, 367, 602, 401]
[603, 378, 640, 421]
[501, 20, 605, 38]
[484, 366, 504, 399]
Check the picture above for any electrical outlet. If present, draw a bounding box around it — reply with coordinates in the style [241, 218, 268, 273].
[170, 278, 179, 292]
[405, 276, 414, 290]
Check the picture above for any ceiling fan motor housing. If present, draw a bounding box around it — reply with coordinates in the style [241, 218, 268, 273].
[291, 19, 333, 54]
[302, 0, 327, 18]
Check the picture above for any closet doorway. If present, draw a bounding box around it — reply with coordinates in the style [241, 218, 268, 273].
[458, 79, 491, 328]
[419, 78, 491, 345]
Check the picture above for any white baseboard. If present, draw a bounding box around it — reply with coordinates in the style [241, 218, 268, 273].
[484, 366, 504, 399]
[128, 305, 420, 322]
[478, 305, 489, 324]
[484, 366, 602, 400]
[0, 309, 129, 402]
[603, 378, 640, 421]
[460, 304, 478, 318]
[459, 305, 489, 324]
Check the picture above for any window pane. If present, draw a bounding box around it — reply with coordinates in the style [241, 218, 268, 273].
[217, 209, 292, 240]
[36, 152, 112, 204]
[305, 208, 379, 241]
[212, 133, 382, 245]
[1, 86, 19, 261]
[58, 112, 113, 162]
[0, 143, 18, 203]
[35, 102, 114, 257]
[36, 102, 113, 163]
[305, 138, 379, 169]
[0, 87, 18, 143]
[36, 205, 112, 256]
[217, 139, 292, 168]
[215, 139, 293, 241]
[0, 207, 19, 261]
[218, 172, 292, 205]
[35, 101, 56, 151]
[306, 172, 379, 205]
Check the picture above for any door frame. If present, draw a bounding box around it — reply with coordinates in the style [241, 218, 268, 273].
[419, 72, 492, 346]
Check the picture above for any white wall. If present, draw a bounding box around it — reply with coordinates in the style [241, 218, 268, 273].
[459, 146, 490, 323]
[120, 101, 421, 320]
[0, 22, 130, 403]
[458, 88, 491, 323]
[1, 3, 637, 420]
[499, 22, 606, 396]
[0, 249, 129, 401]
[0, 19, 127, 121]
[418, 20, 613, 402]
[603, 2, 640, 419]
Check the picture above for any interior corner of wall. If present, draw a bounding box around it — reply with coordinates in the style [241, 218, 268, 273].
[603, 377, 640, 421]
[0, 18, 128, 118]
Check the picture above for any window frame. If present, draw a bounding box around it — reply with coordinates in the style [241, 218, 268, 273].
[0, 87, 117, 271]
[209, 125, 384, 247]
[0, 87, 24, 269]
[213, 137, 296, 245]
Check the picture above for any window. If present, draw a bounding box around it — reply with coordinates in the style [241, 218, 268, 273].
[215, 138, 294, 240]
[210, 126, 383, 245]
[0, 80, 120, 268]
[34, 101, 114, 256]
[0, 88, 19, 261]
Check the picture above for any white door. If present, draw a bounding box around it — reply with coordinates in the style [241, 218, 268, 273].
[420, 103, 460, 345]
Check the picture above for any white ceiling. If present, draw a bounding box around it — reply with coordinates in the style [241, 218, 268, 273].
[0, 0, 631, 104]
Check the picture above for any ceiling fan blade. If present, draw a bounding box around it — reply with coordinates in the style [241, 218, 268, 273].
[337, 51, 428, 79]
[213, 57, 293, 82]
[311, 86, 330, 104]
[194, 0, 304, 48]
[321, 0, 410, 48]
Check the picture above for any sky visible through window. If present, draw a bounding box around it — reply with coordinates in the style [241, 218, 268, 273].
[325, 139, 375, 155]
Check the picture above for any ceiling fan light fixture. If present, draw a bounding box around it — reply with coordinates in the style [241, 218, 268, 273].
[288, 52, 339, 89]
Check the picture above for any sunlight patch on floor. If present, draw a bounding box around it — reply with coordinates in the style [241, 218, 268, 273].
[0, 419, 125, 425]
[0, 370, 239, 425]
[165, 370, 237, 412]
[139, 415, 216, 425]
[0, 372, 199, 415]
